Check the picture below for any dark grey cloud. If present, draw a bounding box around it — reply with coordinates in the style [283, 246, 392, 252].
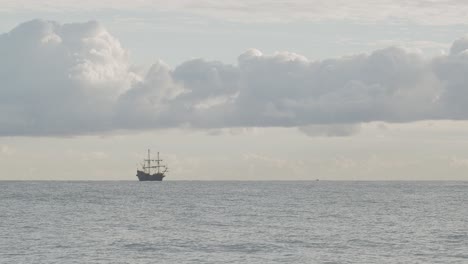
[1, 20, 468, 136]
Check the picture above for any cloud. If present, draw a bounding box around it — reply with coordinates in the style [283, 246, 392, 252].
[1, 20, 468, 137]
[0, 19, 136, 136]
[0, 145, 14, 155]
[449, 156, 468, 168]
[3, 1, 468, 25]
[298, 124, 361, 137]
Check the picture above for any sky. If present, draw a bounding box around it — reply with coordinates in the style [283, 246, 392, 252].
[1, 1, 468, 180]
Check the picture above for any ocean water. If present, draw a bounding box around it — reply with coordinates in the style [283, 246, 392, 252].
[0, 181, 467, 264]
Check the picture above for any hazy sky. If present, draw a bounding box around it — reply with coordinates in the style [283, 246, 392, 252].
[1, 1, 468, 180]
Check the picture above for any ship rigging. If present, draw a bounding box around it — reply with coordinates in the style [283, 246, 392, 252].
[136, 149, 168, 181]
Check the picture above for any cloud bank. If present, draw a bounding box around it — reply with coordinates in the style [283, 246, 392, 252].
[1, 19, 468, 136]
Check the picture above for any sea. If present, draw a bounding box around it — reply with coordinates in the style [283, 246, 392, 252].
[0, 181, 467, 264]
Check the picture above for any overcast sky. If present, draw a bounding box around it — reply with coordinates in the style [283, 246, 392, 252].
[1, 1, 468, 180]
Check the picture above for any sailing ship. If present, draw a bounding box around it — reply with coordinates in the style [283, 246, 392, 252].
[136, 149, 168, 181]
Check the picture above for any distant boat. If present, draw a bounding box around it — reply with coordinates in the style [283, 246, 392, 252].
[136, 149, 168, 181]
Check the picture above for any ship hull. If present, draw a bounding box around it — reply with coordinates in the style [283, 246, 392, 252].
[137, 170, 165, 181]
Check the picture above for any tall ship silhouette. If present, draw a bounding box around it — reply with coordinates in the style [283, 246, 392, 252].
[136, 149, 168, 181]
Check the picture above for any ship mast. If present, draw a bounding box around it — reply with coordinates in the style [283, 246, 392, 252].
[143, 149, 166, 175]
[147, 149, 151, 174]
[157, 152, 160, 174]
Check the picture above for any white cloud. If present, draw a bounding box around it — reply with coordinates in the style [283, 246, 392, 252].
[298, 124, 361, 137]
[449, 156, 468, 168]
[2, 20, 468, 136]
[2, 1, 468, 25]
[0, 145, 13, 155]
[0, 19, 136, 136]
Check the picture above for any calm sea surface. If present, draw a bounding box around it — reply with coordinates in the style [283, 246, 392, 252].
[0, 181, 467, 263]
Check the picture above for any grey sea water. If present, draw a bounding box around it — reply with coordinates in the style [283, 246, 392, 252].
[0, 181, 467, 264]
